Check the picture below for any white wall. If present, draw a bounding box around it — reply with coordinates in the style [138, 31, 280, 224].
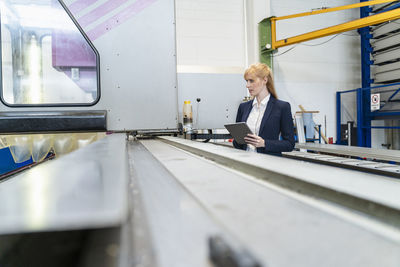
[176, 0, 246, 68]
[244, 0, 270, 65]
[175, 0, 269, 70]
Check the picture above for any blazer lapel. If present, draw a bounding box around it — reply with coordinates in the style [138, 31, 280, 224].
[242, 101, 253, 121]
[259, 97, 275, 134]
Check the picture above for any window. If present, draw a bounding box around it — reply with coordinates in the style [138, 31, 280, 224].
[0, 0, 100, 106]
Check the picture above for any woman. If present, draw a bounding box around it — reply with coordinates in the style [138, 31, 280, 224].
[233, 63, 295, 156]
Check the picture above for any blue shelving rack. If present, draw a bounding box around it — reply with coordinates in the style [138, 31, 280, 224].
[336, 1, 400, 147]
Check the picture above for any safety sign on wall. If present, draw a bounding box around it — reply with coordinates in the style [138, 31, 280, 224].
[371, 93, 380, 111]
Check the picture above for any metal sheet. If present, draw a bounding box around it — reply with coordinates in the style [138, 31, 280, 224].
[374, 68, 400, 83]
[0, 133, 128, 235]
[372, 32, 400, 51]
[141, 139, 400, 267]
[91, 0, 178, 130]
[373, 47, 400, 64]
[373, 61, 400, 74]
[372, 19, 400, 38]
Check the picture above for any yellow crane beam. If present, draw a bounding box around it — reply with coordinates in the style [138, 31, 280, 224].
[269, 0, 400, 50]
[273, 0, 397, 21]
[272, 8, 400, 49]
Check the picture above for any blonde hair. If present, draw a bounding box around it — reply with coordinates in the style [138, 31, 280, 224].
[244, 63, 278, 99]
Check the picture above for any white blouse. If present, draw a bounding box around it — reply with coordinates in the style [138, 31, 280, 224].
[246, 94, 270, 152]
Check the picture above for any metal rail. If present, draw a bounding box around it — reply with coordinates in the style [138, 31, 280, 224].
[284, 150, 400, 178]
[295, 142, 400, 162]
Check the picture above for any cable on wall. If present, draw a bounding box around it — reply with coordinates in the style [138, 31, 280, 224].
[273, 32, 358, 57]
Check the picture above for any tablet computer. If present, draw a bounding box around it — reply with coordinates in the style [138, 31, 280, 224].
[224, 122, 253, 145]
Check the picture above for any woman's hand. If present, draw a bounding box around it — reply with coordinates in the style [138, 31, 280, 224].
[244, 134, 265, 148]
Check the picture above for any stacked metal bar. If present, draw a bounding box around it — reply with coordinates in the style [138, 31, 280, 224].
[371, 2, 400, 83]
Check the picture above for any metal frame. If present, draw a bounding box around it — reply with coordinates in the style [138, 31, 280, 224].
[358, 0, 373, 147]
[357, 0, 400, 147]
[336, 88, 358, 145]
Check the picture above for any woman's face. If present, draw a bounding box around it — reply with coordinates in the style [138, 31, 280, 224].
[245, 74, 267, 97]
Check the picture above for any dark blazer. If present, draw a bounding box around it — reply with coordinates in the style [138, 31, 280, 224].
[233, 96, 295, 156]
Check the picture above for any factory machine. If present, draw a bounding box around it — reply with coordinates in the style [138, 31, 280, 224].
[0, 0, 400, 266]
